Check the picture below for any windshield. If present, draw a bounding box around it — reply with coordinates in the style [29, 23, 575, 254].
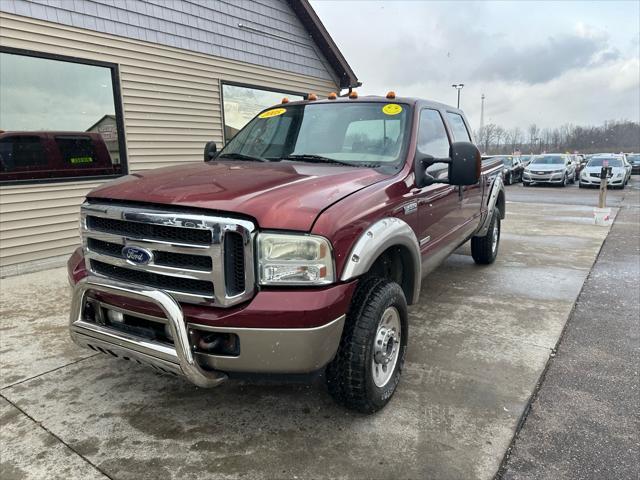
[219, 102, 411, 168]
[498, 156, 514, 166]
[587, 157, 623, 167]
[530, 155, 565, 165]
[627, 154, 640, 163]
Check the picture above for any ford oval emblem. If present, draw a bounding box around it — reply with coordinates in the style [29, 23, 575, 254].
[121, 246, 153, 265]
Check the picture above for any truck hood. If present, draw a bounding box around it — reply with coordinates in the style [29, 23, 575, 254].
[88, 161, 387, 231]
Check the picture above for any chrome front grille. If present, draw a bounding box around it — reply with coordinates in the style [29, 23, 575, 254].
[81, 202, 256, 306]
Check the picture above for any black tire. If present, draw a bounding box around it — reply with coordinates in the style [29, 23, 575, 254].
[523, 181, 530, 187]
[579, 182, 584, 188]
[560, 173, 568, 187]
[505, 173, 512, 185]
[471, 210, 500, 265]
[326, 277, 408, 413]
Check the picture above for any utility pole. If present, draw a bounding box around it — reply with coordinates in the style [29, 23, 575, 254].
[479, 93, 485, 132]
[452, 84, 464, 108]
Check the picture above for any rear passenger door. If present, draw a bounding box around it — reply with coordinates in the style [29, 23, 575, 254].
[414, 109, 458, 259]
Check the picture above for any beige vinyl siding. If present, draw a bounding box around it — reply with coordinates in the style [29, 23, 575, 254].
[0, 12, 338, 271]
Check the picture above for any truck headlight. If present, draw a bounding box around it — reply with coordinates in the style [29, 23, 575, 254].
[257, 233, 335, 285]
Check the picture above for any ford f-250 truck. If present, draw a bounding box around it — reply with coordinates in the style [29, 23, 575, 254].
[68, 93, 505, 413]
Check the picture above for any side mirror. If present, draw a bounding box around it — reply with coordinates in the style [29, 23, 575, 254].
[204, 141, 217, 162]
[448, 142, 481, 185]
[414, 154, 437, 188]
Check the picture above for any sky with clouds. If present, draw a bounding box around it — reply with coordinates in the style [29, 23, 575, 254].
[311, 0, 640, 132]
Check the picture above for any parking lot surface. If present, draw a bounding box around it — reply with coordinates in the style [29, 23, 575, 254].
[0, 181, 625, 480]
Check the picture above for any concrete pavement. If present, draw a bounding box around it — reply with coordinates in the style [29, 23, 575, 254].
[500, 184, 640, 479]
[0, 182, 623, 480]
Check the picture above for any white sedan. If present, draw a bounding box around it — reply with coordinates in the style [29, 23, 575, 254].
[579, 155, 628, 189]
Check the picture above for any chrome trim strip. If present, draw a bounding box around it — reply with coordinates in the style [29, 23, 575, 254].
[81, 201, 256, 307]
[341, 217, 421, 305]
[70, 276, 227, 388]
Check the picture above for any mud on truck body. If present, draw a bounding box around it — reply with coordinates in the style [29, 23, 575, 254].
[68, 95, 505, 413]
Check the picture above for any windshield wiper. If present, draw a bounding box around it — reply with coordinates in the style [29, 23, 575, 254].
[218, 152, 268, 163]
[280, 154, 361, 167]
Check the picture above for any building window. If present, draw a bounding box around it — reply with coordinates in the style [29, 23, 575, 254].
[221, 83, 303, 141]
[0, 49, 126, 183]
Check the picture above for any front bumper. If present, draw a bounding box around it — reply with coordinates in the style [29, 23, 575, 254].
[579, 176, 624, 186]
[523, 172, 565, 184]
[70, 276, 347, 384]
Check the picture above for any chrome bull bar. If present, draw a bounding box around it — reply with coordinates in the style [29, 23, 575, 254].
[69, 276, 227, 388]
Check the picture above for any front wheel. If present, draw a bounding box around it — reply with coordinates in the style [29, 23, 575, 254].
[326, 278, 408, 413]
[471, 211, 501, 264]
[561, 174, 568, 187]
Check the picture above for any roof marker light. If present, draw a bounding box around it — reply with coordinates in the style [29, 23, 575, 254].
[386, 91, 396, 99]
[348, 90, 358, 99]
[308, 93, 318, 101]
[281, 97, 289, 104]
[328, 92, 337, 100]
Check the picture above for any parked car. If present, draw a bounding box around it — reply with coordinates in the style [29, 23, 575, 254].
[523, 154, 576, 187]
[627, 153, 640, 174]
[579, 155, 628, 189]
[518, 154, 534, 167]
[496, 155, 524, 185]
[0, 131, 117, 182]
[67, 95, 505, 413]
[573, 154, 588, 175]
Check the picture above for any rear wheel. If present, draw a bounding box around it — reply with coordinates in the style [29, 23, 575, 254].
[326, 278, 408, 413]
[471, 210, 500, 265]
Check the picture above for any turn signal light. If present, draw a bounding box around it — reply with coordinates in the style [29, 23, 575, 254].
[308, 93, 318, 101]
[328, 92, 337, 100]
[348, 90, 358, 99]
[386, 91, 396, 99]
[281, 97, 289, 104]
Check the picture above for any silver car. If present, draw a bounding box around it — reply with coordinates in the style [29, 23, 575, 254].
[523, 154, 577, 187]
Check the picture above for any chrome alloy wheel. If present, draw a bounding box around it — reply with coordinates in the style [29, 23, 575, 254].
[372, 306, 401, 387]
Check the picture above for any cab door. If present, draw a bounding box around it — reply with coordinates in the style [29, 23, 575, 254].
[445, 111, 483, 235]
[413, 108, 459, 267]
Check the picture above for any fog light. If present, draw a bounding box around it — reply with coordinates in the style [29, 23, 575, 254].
[106, 309, 124, 324]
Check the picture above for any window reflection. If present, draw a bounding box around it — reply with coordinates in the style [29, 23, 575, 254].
[0, 51, 124, 182]
[222, 84, 303, 141]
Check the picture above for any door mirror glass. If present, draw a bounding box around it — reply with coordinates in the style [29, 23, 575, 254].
[448, 142, 481, 185]
[204, 141, 217, 161]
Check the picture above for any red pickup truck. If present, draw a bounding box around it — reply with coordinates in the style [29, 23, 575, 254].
[68, 95, 505, 413]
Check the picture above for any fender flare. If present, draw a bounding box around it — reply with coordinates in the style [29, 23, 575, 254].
[475, 174, 505, 237]
[340, 217, 421, 304]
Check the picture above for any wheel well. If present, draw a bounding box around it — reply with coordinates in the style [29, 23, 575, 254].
[366, 245, 417, 304]
[496, 189, 506, 219]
